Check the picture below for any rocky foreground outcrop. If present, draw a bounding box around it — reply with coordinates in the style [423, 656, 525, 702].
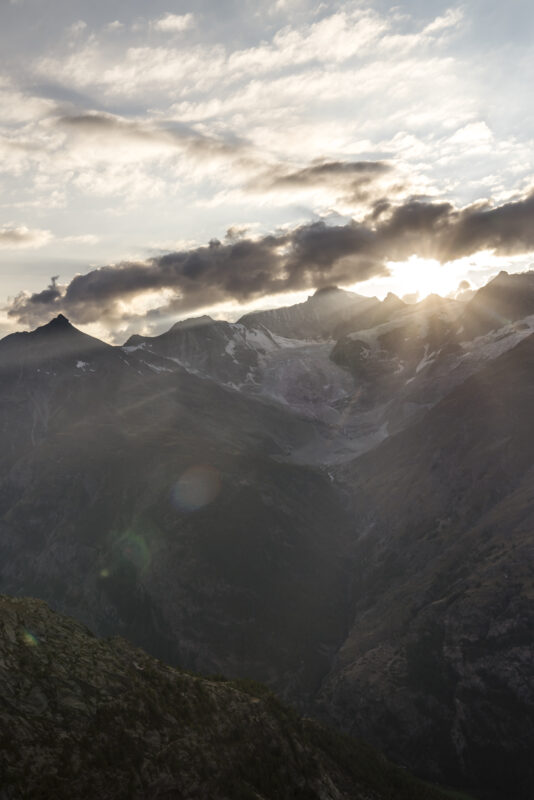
[0, 595, 450, 800]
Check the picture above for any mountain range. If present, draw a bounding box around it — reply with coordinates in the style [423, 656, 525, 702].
[1, 270, 534, 799]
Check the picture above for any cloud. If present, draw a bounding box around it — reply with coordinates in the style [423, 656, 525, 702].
[0, 80, 55, 124]
[57, 111, 249, 162]
[22, 275, 62, 305]
[7, 188, 534, 332]
[53, 113, 401, 208]
[263, 160, 390, 188]
[30, 8, 390, 99]
[6, 4, 518, 219]
[67, 21, 87, 38]
[251, 159, 399, 206]
[443, 192, 534, 259]
[105, 21, 123, 32]
[62, 234, 99, 245]
[422, 7, 464, 36]
[0, 224, 52, 249]
[151, 13, 195, 34]
[47, 111, 255, 199]
[367, 190, 534, 264]
[5, 221, 384, 329]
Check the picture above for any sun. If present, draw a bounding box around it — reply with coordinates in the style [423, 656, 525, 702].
[348, 254, 469, 303]
[386, 256, 461, 300]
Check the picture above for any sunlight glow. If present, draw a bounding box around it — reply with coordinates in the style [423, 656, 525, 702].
[116, 288, 176, 317]
[351, 251, 534, 302]
[387, 256, 462, 300]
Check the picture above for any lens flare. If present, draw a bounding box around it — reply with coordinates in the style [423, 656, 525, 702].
[119, 531, 151, 572]
[171, 465, 221, 512]
[22, 629, 39, 647]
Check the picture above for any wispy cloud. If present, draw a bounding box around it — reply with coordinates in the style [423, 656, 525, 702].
[150, 13, 195, 34]
[0, 225, 52, 249]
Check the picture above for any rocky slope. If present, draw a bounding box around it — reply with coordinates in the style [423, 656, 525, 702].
[123, 315, 278, 388]
[0, 595, 451, 800]
[238, 286, 375, 340]
[460, 270, 534, 339]
[330, 292, 407, 341]
[329, 282, 534, 444]
[123, 314, 356, 426]
[317, 332, 534, 800]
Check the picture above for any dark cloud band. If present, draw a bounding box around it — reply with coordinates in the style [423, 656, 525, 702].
[7, 190, 534, 331]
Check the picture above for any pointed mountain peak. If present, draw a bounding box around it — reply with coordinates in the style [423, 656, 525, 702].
[0, 312, 110, 370]
[47, 313, 72, 328]
[32, 314, 79, 339]
[383, 292, 403, 304]
[495, 270, 510, 281]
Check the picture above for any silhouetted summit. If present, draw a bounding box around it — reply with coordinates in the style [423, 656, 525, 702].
[47, 312, 71, 327]
[239, 287, 373, 339]
[0, 314, 111, 373]
[462, 269, 534, 338]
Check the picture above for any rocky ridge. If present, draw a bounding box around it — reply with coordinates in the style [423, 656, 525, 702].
[0, 595, 451, 800]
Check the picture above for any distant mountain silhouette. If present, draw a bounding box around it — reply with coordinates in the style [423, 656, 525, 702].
[461, 270, 534, 338]
[238, 286, 374, 339]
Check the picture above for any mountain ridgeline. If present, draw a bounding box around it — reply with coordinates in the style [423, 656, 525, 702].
[1, 270, 534, 799]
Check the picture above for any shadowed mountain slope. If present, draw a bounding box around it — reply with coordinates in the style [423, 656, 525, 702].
[330, 292, 407, 340]
[461, 270, 534, 339]
[0, 317, 349, 706]
[0, 314, 112, 372]
[317, 333, 534, 800]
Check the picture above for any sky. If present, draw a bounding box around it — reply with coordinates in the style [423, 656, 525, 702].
[1, 0, 533, 341]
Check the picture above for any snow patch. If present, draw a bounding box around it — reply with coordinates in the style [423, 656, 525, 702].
[461, 315, 534, 363]
[143, 361, 173, 373]
[225, 339, 237, 357]
[415, 346, 436, 374]
[122, 343, 148, 353]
